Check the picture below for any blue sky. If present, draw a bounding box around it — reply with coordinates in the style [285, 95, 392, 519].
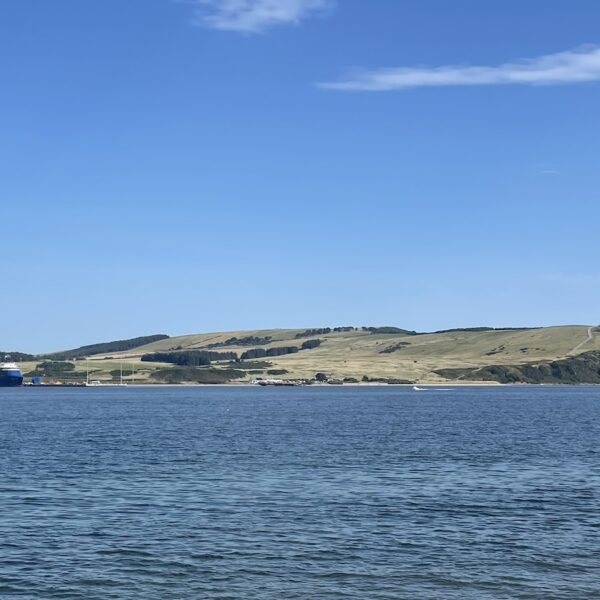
[2, 0, 600, 352]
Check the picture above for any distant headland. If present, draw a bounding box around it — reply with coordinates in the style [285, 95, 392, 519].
[3, 325, 600, 386]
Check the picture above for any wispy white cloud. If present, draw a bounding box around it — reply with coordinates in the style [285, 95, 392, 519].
[320, 45, 600, 92]
[190, 0, 333, 33]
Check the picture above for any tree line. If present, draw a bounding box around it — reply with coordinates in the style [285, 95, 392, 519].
[206, 335, 273, 348]
[142, 339, 322, 366]
[141, 350, 238, 366]
[295, 327, 356, 338]
[1, 352, 35, 362]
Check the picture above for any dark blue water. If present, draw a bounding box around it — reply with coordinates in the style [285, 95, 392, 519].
[0, 386, 598, 599]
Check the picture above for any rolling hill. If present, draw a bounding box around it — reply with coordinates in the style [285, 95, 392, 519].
[12, 324, 600, 385]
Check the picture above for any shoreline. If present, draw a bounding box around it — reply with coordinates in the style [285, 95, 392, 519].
[16, 381, 600, 389]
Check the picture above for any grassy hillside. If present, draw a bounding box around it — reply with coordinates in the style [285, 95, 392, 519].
[437, 350, 600, 384]
[23, 324, 597, 384]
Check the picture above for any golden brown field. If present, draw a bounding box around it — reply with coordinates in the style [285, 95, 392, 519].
[40, 324, 598, 384]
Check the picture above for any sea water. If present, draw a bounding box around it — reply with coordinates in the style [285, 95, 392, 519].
[0, 386, 598, 599]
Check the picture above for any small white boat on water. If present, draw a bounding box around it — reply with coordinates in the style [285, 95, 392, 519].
[413, 386, 455, 392]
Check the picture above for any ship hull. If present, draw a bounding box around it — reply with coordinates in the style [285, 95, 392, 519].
[0, 370, 24, 387]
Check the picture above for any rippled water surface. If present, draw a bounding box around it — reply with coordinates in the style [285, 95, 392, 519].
[0, 385, 599, 599]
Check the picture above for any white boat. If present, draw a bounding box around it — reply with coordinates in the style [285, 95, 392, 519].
[84, 381, 127, 387]
[413, 385, 454, 392]
[0, 356, 23, 387]
[85, 380, 103, 387]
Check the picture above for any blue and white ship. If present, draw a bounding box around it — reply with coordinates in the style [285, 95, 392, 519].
[0, 357, 24, 387]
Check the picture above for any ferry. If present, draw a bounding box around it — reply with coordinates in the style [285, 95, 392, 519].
[0, 357, 24, 387]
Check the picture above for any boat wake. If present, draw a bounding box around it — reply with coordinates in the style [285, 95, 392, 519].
[413, 386, 455, 392]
